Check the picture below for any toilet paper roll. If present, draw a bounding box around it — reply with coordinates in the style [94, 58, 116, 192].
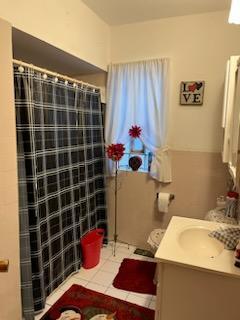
[158, 192, 170, 213]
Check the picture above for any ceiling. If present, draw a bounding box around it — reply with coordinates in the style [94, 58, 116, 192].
[82, 0, 231, 26]
[12, 29, 104, 76]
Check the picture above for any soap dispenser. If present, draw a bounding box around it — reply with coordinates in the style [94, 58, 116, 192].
[234, 241, 240, 268]
[226, 191, 239, 218]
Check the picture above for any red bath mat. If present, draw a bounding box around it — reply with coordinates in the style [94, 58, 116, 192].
[40, 284, 154, 320]
[113, 258, 157, 295]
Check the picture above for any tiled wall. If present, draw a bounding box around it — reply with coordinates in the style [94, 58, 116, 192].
[0, 18, 21, 319]
[107, 150, 229, 249]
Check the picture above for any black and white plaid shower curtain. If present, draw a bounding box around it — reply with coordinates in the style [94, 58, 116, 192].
[14, 67, 107, 319]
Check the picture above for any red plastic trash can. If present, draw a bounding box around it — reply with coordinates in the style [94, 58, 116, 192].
[81, 228, 104, 269]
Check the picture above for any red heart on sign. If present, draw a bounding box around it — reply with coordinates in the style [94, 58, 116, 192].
[188, 83, 197, 92]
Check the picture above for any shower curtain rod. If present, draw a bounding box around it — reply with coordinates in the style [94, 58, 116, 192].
[13, 59, 100, 90]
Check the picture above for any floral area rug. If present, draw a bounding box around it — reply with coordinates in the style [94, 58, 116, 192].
[40, 284, 154, 320]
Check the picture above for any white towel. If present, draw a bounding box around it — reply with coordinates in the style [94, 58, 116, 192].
[150, 146, 172, 183]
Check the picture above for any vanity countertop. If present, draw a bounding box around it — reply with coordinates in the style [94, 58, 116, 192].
[155, 216, 240, 279]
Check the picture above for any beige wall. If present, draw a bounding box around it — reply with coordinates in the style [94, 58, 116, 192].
[77, 72, 107, 102]
[0, 4, 235, 290]
[0, 18, 21, 319]
[105, 11, 240, 248]
[111, 10, 240, 152]
[107, 151, 229, 249]
[0, 0, 110, 71]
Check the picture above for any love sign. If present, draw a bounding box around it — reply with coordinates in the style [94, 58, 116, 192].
[180, 81, 205, 105]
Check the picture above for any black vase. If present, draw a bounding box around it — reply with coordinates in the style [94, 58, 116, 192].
[129, 156, 142, 171]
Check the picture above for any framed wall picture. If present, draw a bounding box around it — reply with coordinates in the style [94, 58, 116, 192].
[180, 81, 205, 105]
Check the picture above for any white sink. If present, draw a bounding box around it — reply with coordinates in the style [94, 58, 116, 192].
[178, 226, 224, 258]
[155, 216, 240, 279]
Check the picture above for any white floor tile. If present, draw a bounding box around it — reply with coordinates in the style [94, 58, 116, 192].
[108, 242, 136, 254]
[101, 247, 113, 259]
[128, 253, 146, 260]
[86, 282, 108, 293]
[74, 266, 100, 281]
[108, 251, 131, 263]
[126, 293, 152, 307]
[105, 287, 129, 300]
[101, 260, 120, 274]
[128, 292, 153, 300]
[108, 241, 129, 248]
[151, 295, 156, 301]
[98, 258, 107, 266]
[91, 270, 116, 286]
[116, 244, 136, 254]
[115, 247, 135, 255]
[129, 253, 154, 262]
[46, 288, 65, 306]
[34, 304, 51, 320]
[59, 276, 88, 292]
[116, 242, 131, 248]
[148, 299, 156, 310]
[35, 242, 156, 318]
[145, 257, 156, 262]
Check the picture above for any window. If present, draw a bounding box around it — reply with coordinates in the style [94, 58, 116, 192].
[105, 58, 172, 182]
[118, 138, 152, 173]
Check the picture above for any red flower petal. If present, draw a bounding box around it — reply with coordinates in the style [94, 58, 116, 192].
[129, 125, 142, 138]
[106, 143, 125, 161]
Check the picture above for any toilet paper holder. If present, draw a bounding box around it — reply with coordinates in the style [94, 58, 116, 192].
[156, 193, 175, 201]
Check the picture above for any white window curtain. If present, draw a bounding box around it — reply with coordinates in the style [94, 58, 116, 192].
[105, 58, 172, 183]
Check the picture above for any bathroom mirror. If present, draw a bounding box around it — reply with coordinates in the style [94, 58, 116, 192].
[222, 55, 240, 188]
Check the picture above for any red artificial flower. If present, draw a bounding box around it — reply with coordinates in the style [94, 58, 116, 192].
[106, 143, 125, 161]
[129, 125, 142, 138]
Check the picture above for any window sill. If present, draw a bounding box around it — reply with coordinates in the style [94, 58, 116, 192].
[118, 167, 149, 174]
